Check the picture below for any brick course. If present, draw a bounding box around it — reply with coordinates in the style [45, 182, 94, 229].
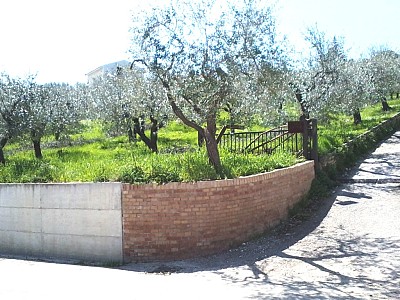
[122, 161, 315, 262]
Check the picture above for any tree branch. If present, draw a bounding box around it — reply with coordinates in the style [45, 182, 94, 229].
[169, 97, 204, 134]
[181, 94, 203, 116]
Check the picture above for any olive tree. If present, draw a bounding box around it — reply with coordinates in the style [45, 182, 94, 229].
[90, 66, 170, 152]
[0, 73, 30, 164]
[367, 48, 400, 110]
[90, 70, 134, 138]
[126, 74, 170, 153]
[24, 82, 53, 159]
[130, 0, 287, 175]
[334, 58, 374, 124]
[0, 74, 53, 161]
[290, 28, 348, 121]
[46, 83, 83, 142]
[24, 81, 86, 159]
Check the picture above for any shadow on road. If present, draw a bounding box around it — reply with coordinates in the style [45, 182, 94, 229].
[229, 234, 400, 300]
[121, 181, 400, 298]
[122, 188, 338, 273]
[122, 181, 399, 275]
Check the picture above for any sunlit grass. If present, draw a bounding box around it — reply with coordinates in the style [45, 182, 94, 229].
[69, 120, 105, 141]
[1, 98, 399, 183]
[0, 139, 300, 183]
[318, 99, 400, 154]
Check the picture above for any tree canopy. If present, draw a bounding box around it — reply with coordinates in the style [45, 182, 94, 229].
[129, 0, 288, 175]
[0, 1, 399, 170]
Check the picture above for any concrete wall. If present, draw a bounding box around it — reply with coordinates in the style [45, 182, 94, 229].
[122, 161, 315, 262]
[0, 183, 122, 262]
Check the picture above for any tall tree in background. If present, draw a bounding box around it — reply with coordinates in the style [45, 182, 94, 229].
[130, 0, 287, 175]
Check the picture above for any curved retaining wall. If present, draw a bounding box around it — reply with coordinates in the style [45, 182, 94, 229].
[0, 161, 314, 263]
[122, 160, 315, 262]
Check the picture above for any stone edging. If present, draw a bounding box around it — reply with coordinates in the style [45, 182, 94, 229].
[319, 112, 400, 170]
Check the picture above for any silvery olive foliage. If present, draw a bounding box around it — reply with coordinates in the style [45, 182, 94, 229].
[366, 48, 400, 102]
[0, 73, 86, 161]
[288, 27, 400, 123]
[335, 58, 374, 116]
[129, 0, 287, 173]
[88, 66, 171, 149]
[0, 73, 30, 163]
[0, 73, 29, 139]
[289, 28, 349, 120]
[25, 81, 86, 158]
[45, 82, 85, 141]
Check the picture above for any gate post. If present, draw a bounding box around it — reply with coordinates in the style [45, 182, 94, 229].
[301, 117, 309, 159]
[310, 119, 319, 170]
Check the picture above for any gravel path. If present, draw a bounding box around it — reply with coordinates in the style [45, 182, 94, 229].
[1, 132, 399, 299]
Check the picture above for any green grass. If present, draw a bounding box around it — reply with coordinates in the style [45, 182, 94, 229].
[318, 99, 400, 155]
[0, 141, 300, 183]
[0, 118, 300, 183]
[1, 98, 399, 184]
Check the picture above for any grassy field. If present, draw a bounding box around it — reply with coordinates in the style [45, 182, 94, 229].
[318, 99, 400, 155]
[0, 98, 399, 183]
[0, 121, 300, 183]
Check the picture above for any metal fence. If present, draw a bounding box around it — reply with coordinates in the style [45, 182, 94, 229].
[217, 119, 318, 161]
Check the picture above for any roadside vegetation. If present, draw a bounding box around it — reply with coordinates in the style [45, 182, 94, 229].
[318, 98, 400, 155]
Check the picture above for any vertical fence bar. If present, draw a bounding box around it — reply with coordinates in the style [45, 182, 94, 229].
[218, 124, 317, 158]
[310, 119, 319, 170]
[302, 119, 309, 159]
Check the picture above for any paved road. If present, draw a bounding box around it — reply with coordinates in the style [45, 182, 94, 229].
[1, 132, 400, 299]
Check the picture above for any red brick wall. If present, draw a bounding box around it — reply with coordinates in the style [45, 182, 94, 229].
[122, 161, 314, 262]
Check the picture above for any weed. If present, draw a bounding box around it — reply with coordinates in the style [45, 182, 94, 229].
[118, 165, 147, 184]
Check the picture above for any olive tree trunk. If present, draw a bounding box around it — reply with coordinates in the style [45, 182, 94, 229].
[353, 109, 362, 125]
[0, 137, 8, 164]
[381, 98, 391, 111]
[133, 117, 159, 153]
[204, 117, 223, 177]
[31, 129, 44, 159]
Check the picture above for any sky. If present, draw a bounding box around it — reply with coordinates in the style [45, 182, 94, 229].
[0, 0, 398, 84]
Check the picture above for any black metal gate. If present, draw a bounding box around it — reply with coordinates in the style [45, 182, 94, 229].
[217, 119, 318, 163]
